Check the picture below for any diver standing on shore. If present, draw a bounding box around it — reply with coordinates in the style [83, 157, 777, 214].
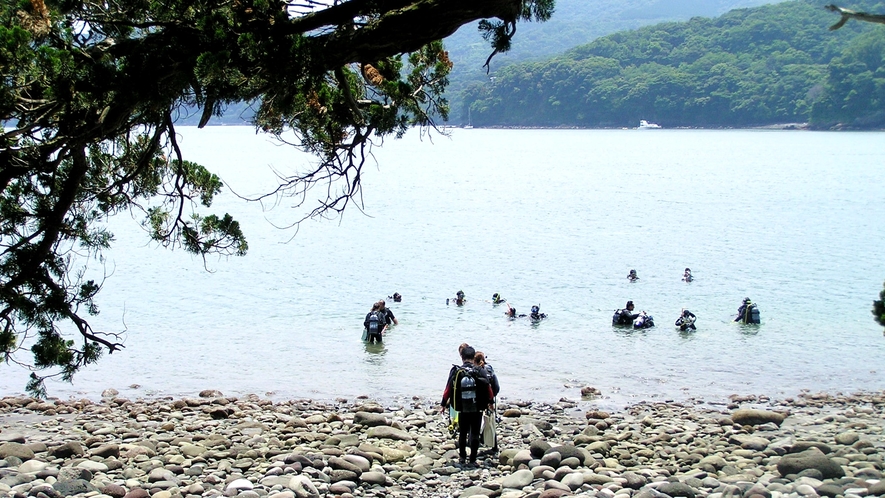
[441, 345, 493, 468]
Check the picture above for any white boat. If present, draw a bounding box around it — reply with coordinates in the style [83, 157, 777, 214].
[638, 120, 661, 129]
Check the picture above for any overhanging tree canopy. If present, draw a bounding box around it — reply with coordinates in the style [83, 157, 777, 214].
[0, 0, 553, 396]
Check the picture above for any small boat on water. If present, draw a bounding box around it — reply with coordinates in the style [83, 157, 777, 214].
[638, 119, 661, 129]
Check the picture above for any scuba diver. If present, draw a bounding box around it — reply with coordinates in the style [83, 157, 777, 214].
[675, 309, 697, 331]
[504, 303, 525, 319]
[633, 311, 655, 329]
[379, 300, 398, 326]
[627, 269, 639, 282]
[389, 292, 402, 303]
[363, 302, 387, 343]
[529, 305, 547, 321]
[612, 301, 639, 326]
[491, 293, 506, 304]
[447, 290, 466, 306]
[682, 268, 693, 282]
[735, 297, 761, 324]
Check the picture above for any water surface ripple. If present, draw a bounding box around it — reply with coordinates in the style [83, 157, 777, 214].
[2, 128, 883, 410]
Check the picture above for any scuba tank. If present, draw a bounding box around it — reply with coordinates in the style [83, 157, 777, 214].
[633, 313, 655, 329]
[746, 304, 761, 324]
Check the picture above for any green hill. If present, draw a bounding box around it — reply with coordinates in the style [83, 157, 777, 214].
[463, 0, 885, 129]
[443, 0, 787, 120]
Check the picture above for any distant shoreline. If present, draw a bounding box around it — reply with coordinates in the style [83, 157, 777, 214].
[190, 122, 884, 131]
[442, 123, 885, 131]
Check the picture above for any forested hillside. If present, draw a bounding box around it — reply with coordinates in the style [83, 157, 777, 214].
[463, 0, 885, 129]
[444, 0, 785, 119]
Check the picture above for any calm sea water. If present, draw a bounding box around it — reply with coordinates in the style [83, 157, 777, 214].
[3, 127, 884, 410]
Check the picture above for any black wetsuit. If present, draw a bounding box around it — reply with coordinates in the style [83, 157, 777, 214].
[364, 311, 385, 343]
[615, 309, 638, 325]
[381, 308, 396, 326]
[675, 311, 697, 331]
[441, 363, 493, 464]
[735, 303, 760, 323]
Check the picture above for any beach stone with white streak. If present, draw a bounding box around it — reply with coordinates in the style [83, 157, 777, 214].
[796, 484, 820, 496]
[341, 454, 370, 472]
[730, 434, 771, 451]
[867, 481, 885, 495]
[328, 481, 356, 494]
[303, 414, 325, 425]
[77, 460, 109, 473]
[584, 473, 614, 485]
[511, 449, 533, 468]
[226, 479, 254, 491]
[288, 475, 319, 498]
[501, 469, 534, 489]
[365, 426, 413, 441]
[561, 471, 585, 490]
[359, 471, 388, 486]
[18, 459, 50, 474]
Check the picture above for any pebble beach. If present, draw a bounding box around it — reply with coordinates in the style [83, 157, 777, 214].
[1, 390, 884, 498]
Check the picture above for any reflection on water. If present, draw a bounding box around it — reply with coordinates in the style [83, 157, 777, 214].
[737, 324, 761, 336]
[363, 341, 387, 365]
[677, 329, 697, 340]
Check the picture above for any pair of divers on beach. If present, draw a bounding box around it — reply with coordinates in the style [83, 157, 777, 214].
[441, 343, 500, 468]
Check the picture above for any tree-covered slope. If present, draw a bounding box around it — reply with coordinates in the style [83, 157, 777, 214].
[444, 0, 787, 120]
[464, 0, 885, 128]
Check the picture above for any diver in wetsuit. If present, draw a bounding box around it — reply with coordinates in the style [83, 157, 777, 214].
[675, 309, 697, 331]
[530, 305, 547, 321]
[613, 301, 639, 325]
[504, 303, 525, 319]
[735, 297, 761, 324]
[449, 290, 466, 306]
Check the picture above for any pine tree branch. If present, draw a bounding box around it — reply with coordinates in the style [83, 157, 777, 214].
[826, 4, 885, 30]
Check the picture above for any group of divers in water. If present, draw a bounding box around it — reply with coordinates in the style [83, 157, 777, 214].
[362, 268, 761, 342]
[615, 268, 761, 330]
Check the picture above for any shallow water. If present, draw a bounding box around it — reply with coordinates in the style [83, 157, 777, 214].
[3, 127, 884, 410]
